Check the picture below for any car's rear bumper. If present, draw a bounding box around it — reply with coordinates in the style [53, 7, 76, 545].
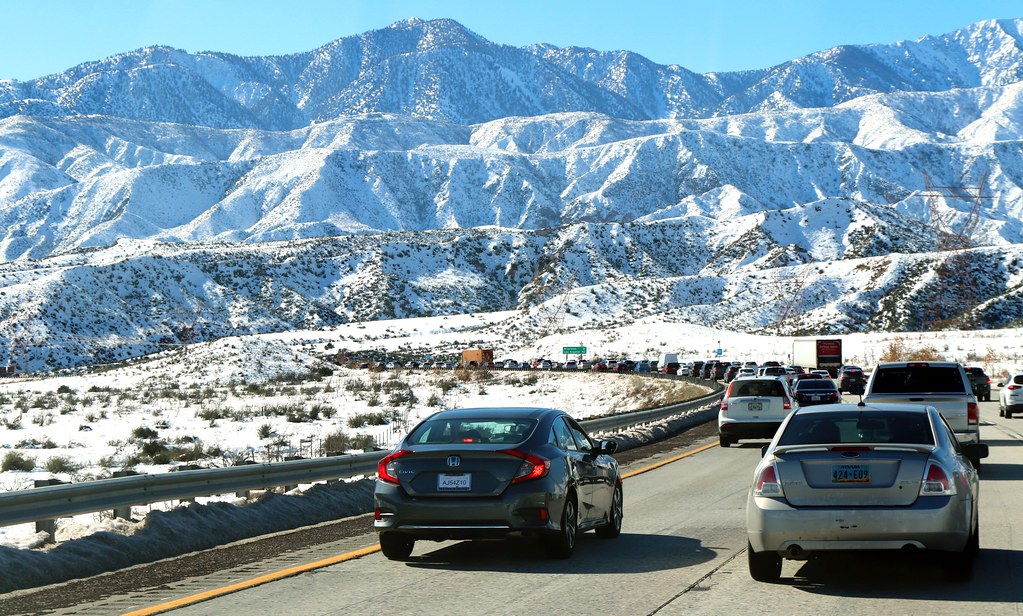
[747, 495, 971, 556]
[718, 420, 784, 440]
[374, 481, 564, 540]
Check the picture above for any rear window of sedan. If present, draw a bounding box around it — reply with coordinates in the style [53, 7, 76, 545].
[407, 418, 538, 445]
[794, 380, 838, 392]
[777, 411, 935, 446]
[730, 379, 786, 397]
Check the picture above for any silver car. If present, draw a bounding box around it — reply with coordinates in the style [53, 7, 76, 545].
[747, 402, 988, 582]
[374, 407, 622, 560]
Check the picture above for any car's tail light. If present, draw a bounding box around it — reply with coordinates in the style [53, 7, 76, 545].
[920, 462, 957, 496]
[501, 449, 550, 484]
[1009, 384, 1021, 391]
[721, 382, 734, 411]
[967, 402, 979, 426]
[377, 449, 413, 484]
[782, 395, 792, 410]
[753, 464, 784, 497]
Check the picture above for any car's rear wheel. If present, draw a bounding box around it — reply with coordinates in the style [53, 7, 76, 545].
[596, 484, 623, 539]
[943, 521, 978, 581]
[747, 541, 781, 582]
[1007, 408, 1014, 419]
[545, 495, 578, 558]
[719, 435, 732, 448]
[379, 533, 415, 561]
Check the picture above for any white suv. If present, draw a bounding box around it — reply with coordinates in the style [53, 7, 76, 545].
[718, 377, 796, 447]
[999, 372, 1023, 419]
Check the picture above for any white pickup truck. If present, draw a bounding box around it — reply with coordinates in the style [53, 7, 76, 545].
[862, 361, 982, 468]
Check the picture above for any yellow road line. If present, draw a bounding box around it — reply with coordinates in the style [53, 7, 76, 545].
[125, 440, 717, 615]
[121, 545, 380, 615]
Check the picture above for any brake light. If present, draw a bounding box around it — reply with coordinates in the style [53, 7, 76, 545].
[968, 402, 979, 426]
[721, 383, 734, 411]
[906, 362, 930, 368]
[501, 449, 550, 484]
[753, 464, 784, 497]
[782, 395, 792, 410]
[1009, 384, 1021, 391]
[920, 462, 957, 496]
[377, 449, 413, 485]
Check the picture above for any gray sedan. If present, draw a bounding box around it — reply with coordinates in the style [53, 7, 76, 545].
[746, 402, 988, 582]
[374, 407, 622, 560]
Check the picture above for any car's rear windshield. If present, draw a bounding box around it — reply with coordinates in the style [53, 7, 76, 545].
[730, 380, 785, 397]
[794, 380, 838, 392]
[870, 366, 966, 394]
[778, 411, 935, 446]
[407, 418, 538, 445]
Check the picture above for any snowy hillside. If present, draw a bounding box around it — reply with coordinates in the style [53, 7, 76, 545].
[0, 18, 1021, 365]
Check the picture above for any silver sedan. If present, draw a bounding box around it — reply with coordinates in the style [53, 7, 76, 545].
[746, 402, 988, 582]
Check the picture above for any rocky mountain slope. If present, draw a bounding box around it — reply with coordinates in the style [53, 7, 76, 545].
[0, 17, 1022, 368]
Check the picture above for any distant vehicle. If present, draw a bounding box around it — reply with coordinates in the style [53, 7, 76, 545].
[724, 364, 742, 382]
[578, 360, 591, 370]
[635, 360, 652, 373]
[658, 353, 680, 375]
[791, 378, 840, 406]
[564, 360, 578, 371]
[791, 338, 843, 376]
[964, 367, 991, 402]
[493, 361, 505, 369]
[746, 403, 986, 582]
[999, 371, 1023, 418]
[690, 361, 705, 378]
[614, 360, 635, 373]
[758, 366, 787, 378]
[461, 349, 495, 365]
[837, 365, 866, 393]
[810, 370, 831, 378]
[374, 407, 622, 560]
[504, 360, 519, 369]
[718, 377, 796, 447]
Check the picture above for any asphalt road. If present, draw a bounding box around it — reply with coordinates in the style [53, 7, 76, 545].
[117, 398, 1023, 616]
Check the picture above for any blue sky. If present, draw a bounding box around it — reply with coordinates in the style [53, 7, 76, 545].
[2, 0, 1021, 81]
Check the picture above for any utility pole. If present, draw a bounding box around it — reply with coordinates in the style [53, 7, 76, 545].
[920, 172, 993, 330]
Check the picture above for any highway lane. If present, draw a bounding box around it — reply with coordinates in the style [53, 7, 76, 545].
[120, 398, 1023, 616]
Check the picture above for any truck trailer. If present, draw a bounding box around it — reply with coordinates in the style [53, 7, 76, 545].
[791, 338, 842, 376]
[461, 349, 494, 365]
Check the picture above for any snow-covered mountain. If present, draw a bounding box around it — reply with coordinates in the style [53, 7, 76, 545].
[0, 17, 1022, 368]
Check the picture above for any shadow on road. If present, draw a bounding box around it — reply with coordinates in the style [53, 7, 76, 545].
[403, 532, 716, 574]
[773, 548, 1023, 604]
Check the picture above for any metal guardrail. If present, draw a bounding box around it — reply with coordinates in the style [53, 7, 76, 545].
[0, 375, 725, 533]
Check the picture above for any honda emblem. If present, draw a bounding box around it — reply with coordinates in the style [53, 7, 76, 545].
[447, 455, 461, 467]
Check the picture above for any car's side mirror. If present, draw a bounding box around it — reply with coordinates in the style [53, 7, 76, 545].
[997, 382, 1005, 388]
[598, 439, 618, 455]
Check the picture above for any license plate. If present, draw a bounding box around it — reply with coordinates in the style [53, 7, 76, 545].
[832, 464, 870, 483]
[438, 474, 472, 491]
[810, 395, 821, 401]
[748, 401, 763, 412]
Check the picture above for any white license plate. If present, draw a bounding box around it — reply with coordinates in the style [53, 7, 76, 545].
[832, 464, 870, 483]
[810, 395, 821, 401]
[748, 402, 763, 412]
[438, 473, 472, 490]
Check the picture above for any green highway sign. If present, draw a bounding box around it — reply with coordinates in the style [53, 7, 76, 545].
[562, 346, 587, 355]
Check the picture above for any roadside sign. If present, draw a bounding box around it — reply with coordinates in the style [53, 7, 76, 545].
[562, 346, 586, 355]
